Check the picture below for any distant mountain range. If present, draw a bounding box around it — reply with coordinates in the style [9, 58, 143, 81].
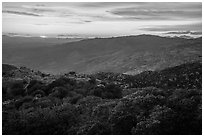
[2, 34, 202, 74]
[2, 35, 83, 48]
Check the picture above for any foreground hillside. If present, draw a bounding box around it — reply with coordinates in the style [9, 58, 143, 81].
[3, 35, 202, 74]
[2, 61, 202, 135]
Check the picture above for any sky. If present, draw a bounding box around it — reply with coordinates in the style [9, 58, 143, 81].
[2, 2, 202, 38]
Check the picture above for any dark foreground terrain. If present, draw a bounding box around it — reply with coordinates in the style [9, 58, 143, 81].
[2, 61, 202, 135]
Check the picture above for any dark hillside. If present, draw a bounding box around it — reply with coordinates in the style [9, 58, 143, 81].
[2, 61, 202, 135]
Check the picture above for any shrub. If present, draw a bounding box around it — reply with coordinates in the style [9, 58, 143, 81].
[2, 111, 25, 135]
[26, 80, 45, 95]
[77, 96, 103, 117]
[69, 71, 76, 75]
[31, 89, 45, 97]
[109, 88, 167, 134]
[89, 77, 97, 85]
[90, 86, 104, 97]
[3, 103, 79, 134]
[45, 77, 76, 95]
[77, 121, 111, 135]
[74, 88, 88, 96]
[102, 83, 122, 99]
[69, 94, 83, 104]
[15, 96, 33, 109]
[8, 80, 26, 97]
[33, 96, 62, 108]
[49, 87, 69, 99]
[2, 85, 8, 100]
[109, 99, 139, 134]
[165, 89, 202, 134]
[132, 105, 175, 135]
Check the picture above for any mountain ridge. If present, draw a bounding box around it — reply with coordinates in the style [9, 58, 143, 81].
[3, 34, 202, 74]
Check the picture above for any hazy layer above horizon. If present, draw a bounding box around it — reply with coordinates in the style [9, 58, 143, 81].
[2, 2, 202, 38]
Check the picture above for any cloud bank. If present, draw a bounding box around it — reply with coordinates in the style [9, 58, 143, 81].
[2, 2, 202, 37]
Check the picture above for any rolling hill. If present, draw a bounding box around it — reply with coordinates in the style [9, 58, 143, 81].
[2, 34, 202, 74]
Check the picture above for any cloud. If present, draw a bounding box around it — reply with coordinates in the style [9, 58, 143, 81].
[83, 20, 92, 23]
[108, 3, 201, 20]
[64, 19, 93, 24]
[21, 4, 56, 13]
[109, 9, 201, 20]
[35, 23, 48, 26]
[35, 4, 45, 7]
[165, 31, 191, 34]
[3, 2, 202, 22]
[165, 31, 202, 35]
[2, 2, 202, 37]
[190, 31, 202, 35]
[74, 2, 139, 8]
[3, 10, 41, 17]
[29, 8, 55, 13]
[141, 22, 202, 32]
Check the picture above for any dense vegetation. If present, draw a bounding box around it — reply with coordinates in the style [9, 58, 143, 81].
[2, 61, 202, 135]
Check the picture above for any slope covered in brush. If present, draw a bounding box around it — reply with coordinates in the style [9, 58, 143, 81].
[2, 61, 202, 135]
